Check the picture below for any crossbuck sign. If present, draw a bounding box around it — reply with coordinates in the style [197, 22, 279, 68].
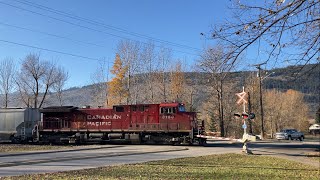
[236, 90, 247, 105]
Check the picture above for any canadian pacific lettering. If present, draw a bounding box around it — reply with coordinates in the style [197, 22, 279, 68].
[87, 114, 121, 120]
[87, 121, 111, 126]
[73, 121, 112, 127]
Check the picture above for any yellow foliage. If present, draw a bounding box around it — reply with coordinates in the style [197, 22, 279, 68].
[264, 89, 309, 133]
[106, 54, 128, 107]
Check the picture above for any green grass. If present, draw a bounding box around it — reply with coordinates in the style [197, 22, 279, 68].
[0, 144, 74, 153]
[4, 153, 319, 180]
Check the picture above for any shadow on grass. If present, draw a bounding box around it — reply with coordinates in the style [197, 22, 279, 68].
[145, 163, 319, 171]
[205, 141, 320, 151]
[252, 149, 305, 156]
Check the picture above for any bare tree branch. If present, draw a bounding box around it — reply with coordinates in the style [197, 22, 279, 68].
[210, 0, 319, 71]
[0, 58, 15, 108]
[16, 53, 68, 108]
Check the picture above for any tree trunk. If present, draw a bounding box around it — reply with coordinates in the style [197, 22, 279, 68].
[34, 79, 39, 108]
[5, 93, 8, 108]
[39, 84, 49, 108]
[247, 92, 253, 134]
[218, 83, 225, 137]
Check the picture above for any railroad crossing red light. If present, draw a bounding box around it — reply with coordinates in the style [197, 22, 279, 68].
[234, 112, 255, 120]
[241, 112, 255, 120]
[242, 113, 249, 119]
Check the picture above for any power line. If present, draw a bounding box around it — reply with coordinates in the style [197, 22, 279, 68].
[0, 21, 106, 48]
[0, 39, 102, 61]
[0, 2, 130, 42]
[1, 1, 201, 56]
[12, 0, 201, 52]
[0, 1, 198, 56]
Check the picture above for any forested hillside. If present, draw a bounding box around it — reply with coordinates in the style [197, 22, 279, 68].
[4, 64, 318, 112]
[2, 64, 319, 137]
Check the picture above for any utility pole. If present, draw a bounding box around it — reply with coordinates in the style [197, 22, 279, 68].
[247, 92, 253, 134]
[254, 62, 266, 140]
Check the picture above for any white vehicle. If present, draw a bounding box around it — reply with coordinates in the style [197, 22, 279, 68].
[309, 124, 320, 135]
[275, 129, 304, 141]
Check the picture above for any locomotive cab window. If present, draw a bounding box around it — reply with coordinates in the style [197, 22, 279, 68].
[131, 106, 137, 111]
[113, 106, 124, 112]
[160, 107, 176, 114]
[178, 105, 186, 112]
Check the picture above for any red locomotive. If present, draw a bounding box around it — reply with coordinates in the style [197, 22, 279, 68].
[34, 102, 207, 145]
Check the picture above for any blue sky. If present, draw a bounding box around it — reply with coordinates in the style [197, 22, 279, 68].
[0, 0, 235, 88]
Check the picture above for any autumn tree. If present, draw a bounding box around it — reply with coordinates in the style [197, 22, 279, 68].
[169, 60, 185, 102]
[117, 40, 140, 104]
[16, 53, 68, 108]
[0, 58, 15, 108]
[210, 0, 319, 71]
[107, 54, 128, 106]
[114, 40, 177, 104]
[264, 89, 310, 135]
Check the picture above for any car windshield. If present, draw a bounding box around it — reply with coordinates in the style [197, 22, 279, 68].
[281, 129, 289, 133]
[280, 129, 297, 133]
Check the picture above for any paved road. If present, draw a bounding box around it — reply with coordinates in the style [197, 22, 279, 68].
[0, 140, 318, 177]
[249, 140, 320, 167]
[0, 143, 239, 177]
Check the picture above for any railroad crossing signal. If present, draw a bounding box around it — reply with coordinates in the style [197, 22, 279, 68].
[236, 91, 247, 105]
[242, 112, 255, 120]
[248, 113, 255, 119]
[234, 112, 255, 120]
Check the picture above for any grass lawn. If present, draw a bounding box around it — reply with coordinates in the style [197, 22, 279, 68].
[4, 153, 319, 180]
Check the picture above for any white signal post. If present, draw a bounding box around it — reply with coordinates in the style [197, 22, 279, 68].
[235, 87, 254, 154]
[236, 86, 248, 136]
